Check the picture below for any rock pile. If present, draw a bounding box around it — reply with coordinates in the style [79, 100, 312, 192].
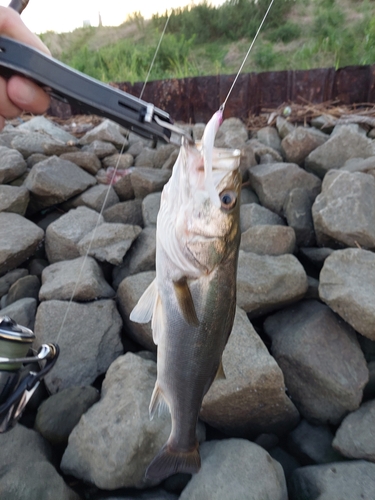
[0, 112, 375, 500]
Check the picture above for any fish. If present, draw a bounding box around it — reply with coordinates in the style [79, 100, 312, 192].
[130, 109, 242, 482]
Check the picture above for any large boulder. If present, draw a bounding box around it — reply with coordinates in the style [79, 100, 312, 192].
[312, 170, 375, 249]
[264, 300, 369, 425]
[236, 251, 308, 317]
[35, 299, 123, 393]
[0, 212, 44, 274]
[319, 248, 375, 340]
[201, 307, 299, 437]
[179, 439, 288, 500]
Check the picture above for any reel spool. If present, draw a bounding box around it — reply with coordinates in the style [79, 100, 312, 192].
[0, 316, 59, 432]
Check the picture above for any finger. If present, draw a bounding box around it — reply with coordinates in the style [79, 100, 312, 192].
[0, 75, 22, 118]
[0, 6, 51, 55]
[7, 75, 50, 113]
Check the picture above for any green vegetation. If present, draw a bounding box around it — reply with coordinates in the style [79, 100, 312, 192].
[42, 0, 375, 83]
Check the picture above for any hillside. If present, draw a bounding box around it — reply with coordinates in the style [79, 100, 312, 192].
[39, 0, 375, 84]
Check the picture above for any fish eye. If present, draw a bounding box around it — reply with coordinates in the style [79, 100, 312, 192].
[220, 190, 237, 210]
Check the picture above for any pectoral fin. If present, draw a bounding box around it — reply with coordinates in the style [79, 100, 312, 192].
[129, 278, 158, 324]
[173, 278, 199, 327]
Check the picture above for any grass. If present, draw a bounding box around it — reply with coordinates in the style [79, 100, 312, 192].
[41, 0, 375, 83]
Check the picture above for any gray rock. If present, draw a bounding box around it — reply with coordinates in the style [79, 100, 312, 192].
[18, 115, 78, 144]
[332, 399, 375, 462]
[61, 353, 200, 489]
[79, 119, 128, 148]
[305, 276, 320, 300]
[104, 199, 143, 226]
[287, 419, 343, 465]
[248, 138, 283, 164]
[310, 114, 336, 132]
[24, 156, 96, 212]
[28, 257, 48, 277]
[102, 153, 134, 169]
[116, 270, 156, 351]
[276, 116, 295, 139]
[364, 360, 375, 399]
[131, 167, 171, 199]
[78, 223, 142, 265]
[248, 162, 321, 216]
[81, 139, 118, 158]
[298, 247, 334, 271]
[117, 226, 156, 279]
[0, 184, 29, 215]
[240, 186, 259, 205]
[268, 447, 301, 482]
[319, 248, 375, 340]
[112, 171, 135, 200]
[201, 307, 299, 437]
[154, 144, 177, 169]
[238, 143, 257, 178]
[0, 146, 27, 183]
[179, 439, 287, 500]
[6, 274, 40, 306]
[127, 139, 149, 157]
[35, 299, 123, 393]
[0, 212, 44, 274]
[305, 126, 375, 177]
[215, 117, 249, 149]
[0, 424, 79, 500]
[26, 152, 49, 167]
[0, 297, 37, 329]
[312, 170, 375, 249]
[240, 225, 296, 255]
[0, 268, 28, 297]
[284, 187, 316, 247]
[35, 386, 100, 446]
[289, 461, 375, 500]
[45, 206, 104, 263]
[342, 155, 375, 177]
[62, 184, 119, 212]
[281, 126, 328, 165]
[161, 149, 179, 171]
[264, 300, 369, 425]
[240, 203, 285, 233]
[134, 147, 156, 167]
[60, 151, 102, 175]
[256, 126, 283, 154]
[142, 192, 161, 227]
[11, 131, 78, 158]
[39, 256, 115, 301]
[236, 251, 308, 317]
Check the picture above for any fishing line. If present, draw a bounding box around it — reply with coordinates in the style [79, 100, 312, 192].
[221, 0, 275, 109]
[140, 12, 171, 100]
[54, 12, 172, 345]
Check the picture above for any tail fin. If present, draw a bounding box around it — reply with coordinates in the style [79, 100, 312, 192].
[145, 443, 201, 481]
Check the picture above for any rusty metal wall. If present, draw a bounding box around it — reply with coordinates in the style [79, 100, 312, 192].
[49, 65, 375, 123]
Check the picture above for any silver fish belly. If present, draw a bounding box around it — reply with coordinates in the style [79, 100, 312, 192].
[130, 111, 242, 481]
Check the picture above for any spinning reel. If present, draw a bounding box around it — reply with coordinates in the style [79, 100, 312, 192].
[0, 316, 59, 433]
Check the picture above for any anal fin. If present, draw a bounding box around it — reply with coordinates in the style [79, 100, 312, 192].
[173, 278, 199, 327]
[214, 359, 226, 381]
[145, 442, 201, 482]
[149, 383, 170, 420]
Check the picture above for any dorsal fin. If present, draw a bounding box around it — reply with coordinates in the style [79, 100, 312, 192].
[173, 278, 199, 327]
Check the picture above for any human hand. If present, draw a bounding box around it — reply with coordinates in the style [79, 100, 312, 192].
[0, 6, 51, 130]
